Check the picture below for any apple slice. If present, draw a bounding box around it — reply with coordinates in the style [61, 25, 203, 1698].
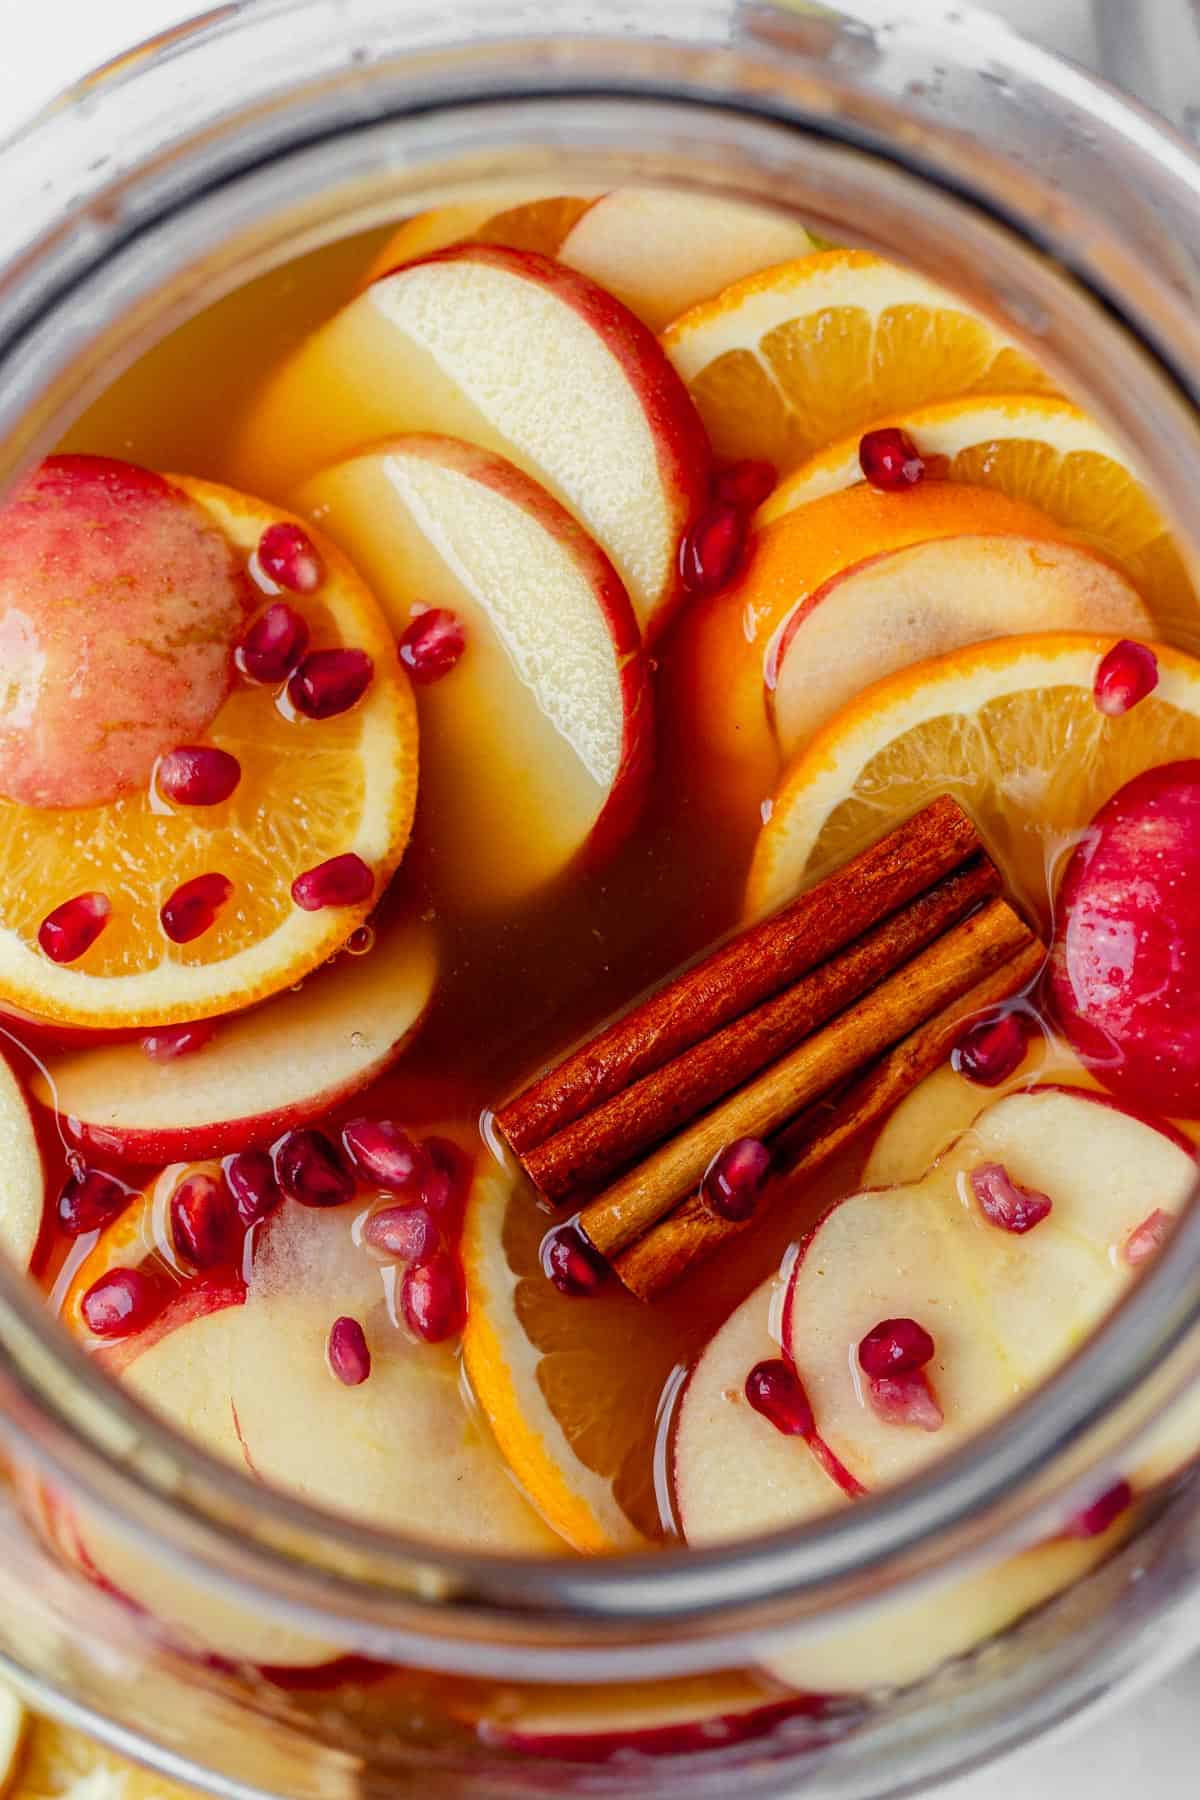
[770, 535, 1152, 758]
[232, 245, 711, 638]
[0, 1052, 44, 1270]
[362, 191, 597, 285]
[558, 190, 815, 332]
[296, 436, 651, 908]
[34, 916, 436, 1162]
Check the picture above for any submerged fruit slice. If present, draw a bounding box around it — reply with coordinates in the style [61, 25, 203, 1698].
[759, 395, 1195, 632]
[748, 633, 1200, 925]
[234, 244, 711, 637]
[362, 191, 596, 283]
[0, 471, 417, 1027]
[661, 250, 1052, 472]
[34, 916, 436, 1161]
[297, 437, 651, 908]
[0, 1053, 43, 1271]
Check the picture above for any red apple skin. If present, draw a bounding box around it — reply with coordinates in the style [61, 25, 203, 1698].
[94, 1274, 246, 1376]
[385, 245, 713, 640]
[1051, 762, 1200, 1116]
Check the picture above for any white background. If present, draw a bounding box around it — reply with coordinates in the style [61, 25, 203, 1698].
[0, 0, 1198, 1795]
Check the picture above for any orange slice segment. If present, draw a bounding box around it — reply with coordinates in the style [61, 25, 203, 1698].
[759, 395, 1196, 632]
[0, 476, 417, 1028]
[661, 249, 1054, 471]
[363, 192, 597, 285]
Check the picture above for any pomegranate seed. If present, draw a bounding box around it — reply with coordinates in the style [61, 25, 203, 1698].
[1066, 1478, 1133, 1539]
[274, 1128, 354, 1208]
[288, 648, 373, 719]
[399, 609, 466, 684]
[170, 1171, 236, 1270]
[81, 1268, 163, 1338]
[702, 1137, 771, 1222]
[236, 602, 310, 683]
[257, 522, 322, 594]
[38, 892, 110, 964]
[161, 871, 233, 944]
[401, 1252, 467, 1343]
[141, 1018, 217, 1062]
[363, 1202, 439, 1263]
[291, 853, 374, 912]
[713, 459, 777, 512]
[970, 1161, 1053, 1234]
[858, 1317, 935, 1378]
[420, 1136, 473, 1228]
[858, 426, 925, 491]
[867, 1372, 944, 1431]
[1124, 1207, 1173, 1266]
[744, 1359, 816, 1437]
[224, 1149, 281, 1226]
[342, 1118, 426, 1193]
[156, 746, 241, 807]
[679, 503, 747, 595]
[57, 1167, 135, 1238]
[540, 1221, 606, 1297]
[326, 1315, 371, 1386]
[1093, 639, 1159, 718]
[951, 1009, 1029, 1086]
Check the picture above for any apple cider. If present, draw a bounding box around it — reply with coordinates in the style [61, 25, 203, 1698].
[4, 184, 1200, 1741]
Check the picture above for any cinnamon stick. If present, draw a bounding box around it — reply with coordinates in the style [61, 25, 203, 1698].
[523, 855, 998, 1201]
[613, 936, 1045, 1299]
[578, 896, 1036, 1262]
[496, 796, 981, 1156]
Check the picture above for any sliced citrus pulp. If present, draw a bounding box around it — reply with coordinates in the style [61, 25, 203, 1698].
[14, 1712, 207, 1800]
[660, 249, 1054, 471]
[461, 1165, 653, 1551]
[758, 394, 1196, 633]
[747, 632, 1200, 926]
[0, 476, 417, 1028]
[363, 192, 596, 283]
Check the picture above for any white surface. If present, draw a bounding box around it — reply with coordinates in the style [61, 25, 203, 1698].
[0, 0, 1197, 1795]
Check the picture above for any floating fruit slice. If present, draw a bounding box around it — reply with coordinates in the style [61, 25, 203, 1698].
[661, 250, 1053, 471]
[0, 1053, 44, 1270]
[0, 464, 417, 1028]
[34, 916, 436, 1162]
[461, 1166, 652, 1551]
[232, 244, 711, 638]
[362, 191, 596, 283]
[747, 633, 1200, 924]
[296, 436, 651, 907]
[760, 394, 1196, 632]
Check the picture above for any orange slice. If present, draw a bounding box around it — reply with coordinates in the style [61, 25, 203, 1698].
[661, 249, 1054, 471]
[0, 477, 417, 1028]
[759, 395, 1196, 632]
[59, 1161, 208, 1338]
[362, 192, 596, 285]
[13, 1713, 206, 1800]
[747, 633, 1200, 926]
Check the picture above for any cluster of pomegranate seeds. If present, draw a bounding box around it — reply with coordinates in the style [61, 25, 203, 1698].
[160, 871, 233, 945]
[540, 1220, 607, 1298]
[326, 1314, 372, 1386]
[1065, 1478, 1133, 1540]
[170, 1171, 236, 1270]
[713, 459, 777, 512]
[290, 852, 374, 912]
[858, 426, 925, 491]
[81, 1267, 163, 1339]
[951, 1008, 1029, 1087]
[970, 1161, 1053, 1234]
[400, 1251, 466, 1344]
[236, 602, 310, 684]
[857, 1317, 935, 1378]
[156, 745, 241, 808]
[362, 1202, 440, 1264]
[256, 522, 323, 594]
[141, 1019, 217, 1063]
[38, 892, 111, 965]
[57, 1166, 135, 1237]
[399, 609, 467, 684]
[679, 502, 746, 596]
[701, 1136, 771, 1222]
[1124, 1207, 1173, 1266]
[1093, 639, 1159, 718]
[342, 1117, 424, 1192]
[274, 1127, 355, 1208]
[224, 1147, 281, 1226]
[288, 648, 374, 720]
[744, 1359, 816, 1438]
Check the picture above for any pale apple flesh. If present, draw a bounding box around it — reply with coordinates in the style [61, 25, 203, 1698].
[32, 916, 437, 1162]
[770, 535, 1152, 758]
[297, 437, 651, 909]
[0, 1049, 43, 1271]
